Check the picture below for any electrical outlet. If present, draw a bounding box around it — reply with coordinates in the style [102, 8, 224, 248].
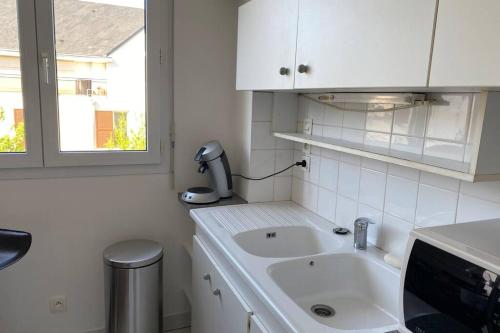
[49, 296, 67, 313]
[301, 155, 311, 173]
[303, 118, 313, 135]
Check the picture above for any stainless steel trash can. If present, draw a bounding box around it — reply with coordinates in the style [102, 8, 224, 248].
[103, 240, 163, 333]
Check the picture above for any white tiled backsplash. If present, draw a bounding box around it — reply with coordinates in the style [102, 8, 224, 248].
[239, 92, 500, 258]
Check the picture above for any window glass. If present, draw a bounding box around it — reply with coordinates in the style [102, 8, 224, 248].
[53, 0, 147, 152]
[0, 0, 26, 153]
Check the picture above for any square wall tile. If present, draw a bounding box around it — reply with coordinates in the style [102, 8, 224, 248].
[423, 139, 465, 162]
[390, 135, 424, 156]
[335, 195, 358, 229]
[302, 181, 319, 212]
[323, 105, 343, 126]
[388, 164, 420, 181]
[421, 172, 459, 192]
[321, 148, 340, 160]
[272, 92, 298, 132]
[362, 158, 388, 173]
[426, 93, 472, 142]
[385, 175, 418, 222]
[380, 214, 414, 258]
[292, 177, 304, 203]
[359, 169, 386, 210]
[274, 176, 292, 201]
[251, 122, 275, 149]
[342, 107, 367, 129]
[340, 152, 361, 165]
[323, 126, 342, 139]
[365, 132, 390, 149]
[249, 150, 275, 177]
[252, 92, 273, 122]
[338, 162, 360, 200]
[393, 104, 427, 137]
[460, 181, 500, 204]
[341, 128, 365, 144]
[247, 178, 274, 203]
[317, 187, 336, 222]
[415, 184, 458, 227]
[306, 100, 325, 124]
[456, 194, 500, 223]
[319, 157, 339, 191]
[312, 124, 323, 136]
[275, 150, 294, 176]
[365, 111, 393, 133]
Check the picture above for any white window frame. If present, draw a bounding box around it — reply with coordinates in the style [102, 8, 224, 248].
[44, 0, 164, 168]
[0, 0, 44, 168]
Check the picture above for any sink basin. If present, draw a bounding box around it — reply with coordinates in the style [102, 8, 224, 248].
[268, 253, 399, 330]
[233, 226, 340, 258]
[0, 229, 32, 271]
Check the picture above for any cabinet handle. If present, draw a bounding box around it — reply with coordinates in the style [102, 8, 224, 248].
[298, 64, 309, 74]
[203, 273, 211, 281]
[212, 288, 221, 296]
[279, 67, 289, 76]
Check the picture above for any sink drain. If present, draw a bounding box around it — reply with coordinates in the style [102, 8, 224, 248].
[311, 304, 335, 318]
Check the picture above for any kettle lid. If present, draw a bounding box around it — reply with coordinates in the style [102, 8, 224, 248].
[195, 141, 224, 161]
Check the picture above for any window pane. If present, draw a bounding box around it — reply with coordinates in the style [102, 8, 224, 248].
[53, 0, 146, 152]
[0, 0, 27, 153]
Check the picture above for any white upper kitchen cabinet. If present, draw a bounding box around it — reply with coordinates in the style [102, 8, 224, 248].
[294, 0, 437, 89]
[236, 0, 299, 90]
[429, 0, 500, 87]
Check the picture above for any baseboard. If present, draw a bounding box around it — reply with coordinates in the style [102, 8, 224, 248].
[83, 311, 191, 333]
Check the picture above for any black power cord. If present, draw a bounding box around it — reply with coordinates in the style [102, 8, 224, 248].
[232, 160, 307, 181]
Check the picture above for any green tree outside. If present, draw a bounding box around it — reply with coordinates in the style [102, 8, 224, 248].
[104, 113, 146, 151]
[0, 106, 26, 153]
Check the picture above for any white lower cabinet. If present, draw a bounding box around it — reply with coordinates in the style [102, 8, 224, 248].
[192, 236, 254, 333]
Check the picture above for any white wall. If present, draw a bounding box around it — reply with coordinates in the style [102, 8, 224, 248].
[0, 175, 193, 333]
[173, 0, 240, 192]
[0, 0, 242, 332]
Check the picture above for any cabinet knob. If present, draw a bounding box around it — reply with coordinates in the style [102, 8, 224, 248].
[212, 288, 221, 296]
[203, 274, 211, 281]
[279, 67, 289, 76]
[298, 64, 309, 74]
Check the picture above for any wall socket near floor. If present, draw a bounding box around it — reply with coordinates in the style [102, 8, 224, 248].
[49, 295, 67, 313]
[301, 155, 311, 173]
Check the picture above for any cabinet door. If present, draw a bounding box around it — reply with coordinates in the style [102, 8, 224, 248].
[429, 0, 500, 87]
[294, 0, 436, 89]
[213, 268, 252, 333]
[236, 0, 299, 90]
[250, 316, 269, 333]
[192, 237, 216, 333]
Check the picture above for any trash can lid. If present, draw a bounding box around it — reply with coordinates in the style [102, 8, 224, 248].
[103, 240, 163, 269]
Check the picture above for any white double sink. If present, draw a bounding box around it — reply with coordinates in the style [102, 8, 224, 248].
[191, 202, 401, 333]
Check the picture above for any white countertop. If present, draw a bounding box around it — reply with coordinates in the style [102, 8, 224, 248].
[190, 201, 403, 333]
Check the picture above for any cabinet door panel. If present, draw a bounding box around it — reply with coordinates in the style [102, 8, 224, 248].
[430, 0, 500, 87]
[192, 237, 215, 333]
[236, 0, 299, 90]
[294, 0, 436, 89]
[212, 260, 252, 333]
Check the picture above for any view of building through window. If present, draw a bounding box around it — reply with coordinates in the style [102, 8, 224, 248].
[0, 0, 26, 153]
[0, 0, 147, 154]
